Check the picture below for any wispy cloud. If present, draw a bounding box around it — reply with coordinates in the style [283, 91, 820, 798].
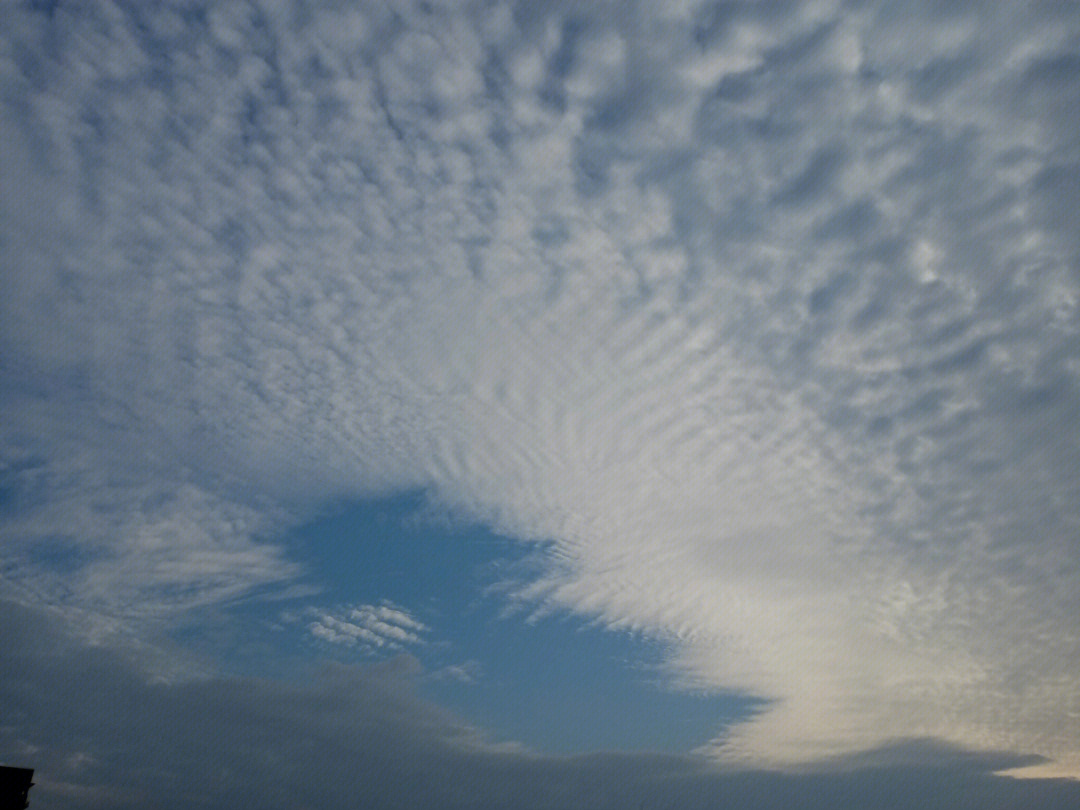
[429, 660, 483, 684]
[1, 0, 1078, 778]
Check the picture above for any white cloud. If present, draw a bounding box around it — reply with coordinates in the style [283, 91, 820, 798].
[1, 0, 1078, 778]
[430, 660, 483, 684]
[308, 603, 427, 651]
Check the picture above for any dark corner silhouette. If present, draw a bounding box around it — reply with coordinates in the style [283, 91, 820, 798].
[0, 766, 33, 810]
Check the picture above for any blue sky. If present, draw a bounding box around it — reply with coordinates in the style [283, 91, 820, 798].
[1, 0, 1079, 807]
[184, 491, 768, 753]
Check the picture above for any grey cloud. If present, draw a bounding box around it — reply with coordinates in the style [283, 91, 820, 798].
[3, 601, 1078, 810]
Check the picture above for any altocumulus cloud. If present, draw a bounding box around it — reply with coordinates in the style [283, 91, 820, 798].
[1, 0, 1079, 794]
[305, 602, 427, 649]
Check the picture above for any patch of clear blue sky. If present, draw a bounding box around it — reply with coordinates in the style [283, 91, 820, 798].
[180, 490, 768, 755]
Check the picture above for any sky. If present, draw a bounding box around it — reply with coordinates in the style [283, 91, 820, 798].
[1, 0, 1078, 807]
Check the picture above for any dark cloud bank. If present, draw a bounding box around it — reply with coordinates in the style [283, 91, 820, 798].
[3, 602, 1078, 810]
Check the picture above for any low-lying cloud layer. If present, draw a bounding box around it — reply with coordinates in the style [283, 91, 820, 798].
[4, 601, 1079, 810]
[2, 0, 1078, 781]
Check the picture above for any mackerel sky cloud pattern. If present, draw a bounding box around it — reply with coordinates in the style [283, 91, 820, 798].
[1, 0, 1079, 805]
[307, 603, 427, 649]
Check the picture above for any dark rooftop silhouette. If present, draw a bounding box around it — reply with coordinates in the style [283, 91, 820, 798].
[0, 767, 33, 810]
